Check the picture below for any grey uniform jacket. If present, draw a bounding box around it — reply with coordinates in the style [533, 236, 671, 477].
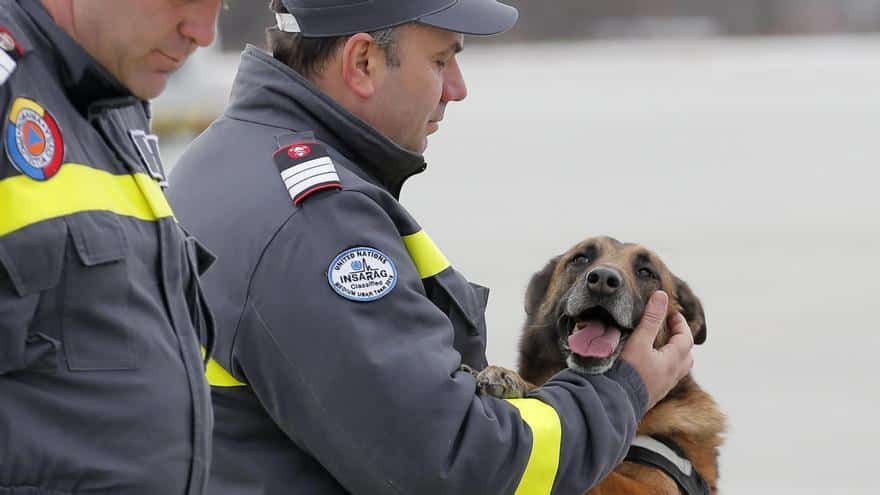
[169, 45, 649, 495]
[0, 1, 213, 493]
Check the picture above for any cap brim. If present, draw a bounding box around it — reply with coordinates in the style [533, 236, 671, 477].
[418, 0, 518, 36]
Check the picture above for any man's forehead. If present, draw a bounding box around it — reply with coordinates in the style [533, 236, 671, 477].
[409, 22, 464, 49]
[434, 33, 464, 58]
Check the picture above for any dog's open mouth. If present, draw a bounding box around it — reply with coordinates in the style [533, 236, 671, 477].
[566, 306, 633, 359]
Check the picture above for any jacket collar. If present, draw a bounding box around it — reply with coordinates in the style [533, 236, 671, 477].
[225, 45, 427, 198]
[17, 0, 134, 115]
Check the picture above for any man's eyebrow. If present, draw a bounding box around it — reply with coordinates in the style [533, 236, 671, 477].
[435, 41, 464, 58]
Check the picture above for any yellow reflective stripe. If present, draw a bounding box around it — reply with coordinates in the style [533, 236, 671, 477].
[206, 358, 246, 387]
[202, 347, 246, 387]
[401, 230, 450, 279]
[506, 398, 562, 495]
[0, 163, 173, 237]
[10, 97, 44, 120]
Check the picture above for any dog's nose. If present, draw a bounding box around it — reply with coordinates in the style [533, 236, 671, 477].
[586, 266, 622, 296]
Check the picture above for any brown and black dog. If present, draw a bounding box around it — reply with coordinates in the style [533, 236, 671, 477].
[477, 236, 726, 495]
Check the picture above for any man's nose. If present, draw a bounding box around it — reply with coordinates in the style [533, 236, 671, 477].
[179, 0, 222, 48]
[442, 57, 468, 102]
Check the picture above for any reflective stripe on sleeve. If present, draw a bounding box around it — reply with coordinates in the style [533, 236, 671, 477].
[0, 163, 173, 236]
[506, 398, 562, 495]
[401, 230, 450, 279]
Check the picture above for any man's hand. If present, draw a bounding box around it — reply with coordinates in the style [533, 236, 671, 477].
[621, 291, 694, 409]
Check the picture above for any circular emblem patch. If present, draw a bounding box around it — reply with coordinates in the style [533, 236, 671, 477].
[328, 247, 398, 302]
[5, 98, 64, 181]
[288, 143, 312, 159]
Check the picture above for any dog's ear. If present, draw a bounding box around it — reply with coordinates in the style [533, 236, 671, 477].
[674, 276, 707, 345]
[524, 255, 561, 318]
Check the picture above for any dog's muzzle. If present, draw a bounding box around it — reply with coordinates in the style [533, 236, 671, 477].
[559, 266, 638, 373]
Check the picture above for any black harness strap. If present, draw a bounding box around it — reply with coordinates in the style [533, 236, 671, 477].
[624, 435, 710, 495]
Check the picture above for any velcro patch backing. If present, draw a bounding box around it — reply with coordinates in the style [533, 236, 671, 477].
[0, 27, 23, 85]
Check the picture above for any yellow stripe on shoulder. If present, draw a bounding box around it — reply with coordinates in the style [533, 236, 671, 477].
[0, 163, 173, 236]
[401, 230, 451, 279]
[506, 398, 563, 495]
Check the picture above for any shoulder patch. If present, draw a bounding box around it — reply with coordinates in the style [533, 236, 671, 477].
[129, 129, 168, 187]
[0, 27, 24, 86]
[327, 247, 398, 302]
[5, 97, 65, 180]
[273, 141, 341, 205]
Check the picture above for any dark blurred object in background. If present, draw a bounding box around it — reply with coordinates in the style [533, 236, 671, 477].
[217, 0, 880, 51]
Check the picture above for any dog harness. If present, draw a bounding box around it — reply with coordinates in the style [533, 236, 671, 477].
[625, 435, 710, 495]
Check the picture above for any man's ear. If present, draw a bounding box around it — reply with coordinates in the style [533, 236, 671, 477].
[674, 276, 707, 345]
[524, 255, 561, 318]
[340, 33, 382, 99]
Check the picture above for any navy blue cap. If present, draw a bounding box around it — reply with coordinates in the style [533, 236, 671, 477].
[278, 0, 518, 37]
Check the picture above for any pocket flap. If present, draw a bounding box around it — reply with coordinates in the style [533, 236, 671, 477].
[0, 220, 67, 296]
[433, 268, 486, 330]
[66, 212, 126, 266]
[186, 235, 216, 276]
[469, 282, 490, 309]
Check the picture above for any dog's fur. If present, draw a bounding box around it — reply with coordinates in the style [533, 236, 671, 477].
[477, 236, 726, 495]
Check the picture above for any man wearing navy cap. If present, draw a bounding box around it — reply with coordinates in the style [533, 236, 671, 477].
[170, 1, 695, 493]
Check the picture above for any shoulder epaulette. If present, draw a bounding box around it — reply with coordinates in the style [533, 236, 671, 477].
[0, 25, 25, 86]
[273, 140, 342, 205]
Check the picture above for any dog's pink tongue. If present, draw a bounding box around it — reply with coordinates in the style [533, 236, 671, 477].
[568, 321, 621, 358]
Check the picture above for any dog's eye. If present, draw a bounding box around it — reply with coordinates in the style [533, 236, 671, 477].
[637, 268, 656, 279]
[570, 254, 589, 265]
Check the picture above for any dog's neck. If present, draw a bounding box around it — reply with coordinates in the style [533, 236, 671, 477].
[636, 374, 726, 493]
[639, 375, 724, 438]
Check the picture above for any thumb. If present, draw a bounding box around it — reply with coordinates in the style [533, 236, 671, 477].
[631, 291, 668, 346]
[661, 312, 695, 357]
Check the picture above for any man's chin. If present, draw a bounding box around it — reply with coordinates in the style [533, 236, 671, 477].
[125, 71, 171, 100]
[381, 129, 427, 155]
[402, 136, 428, 155]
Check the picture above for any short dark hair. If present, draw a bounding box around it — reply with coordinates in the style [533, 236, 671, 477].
[267, 0, 400, 80]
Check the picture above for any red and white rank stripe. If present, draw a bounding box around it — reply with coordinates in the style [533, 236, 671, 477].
[273, 141, 342, 205]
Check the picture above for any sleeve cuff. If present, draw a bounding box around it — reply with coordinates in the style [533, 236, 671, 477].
[605, 359, 649, 420]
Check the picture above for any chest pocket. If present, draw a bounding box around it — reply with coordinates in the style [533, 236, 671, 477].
[427, 268, 490, 370]
[0, 219, 66, 374]
[61, 212, 137, 371]
[0, 214, 138, 373]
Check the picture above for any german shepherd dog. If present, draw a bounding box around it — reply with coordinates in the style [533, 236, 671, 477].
[477, 236, 725, 495]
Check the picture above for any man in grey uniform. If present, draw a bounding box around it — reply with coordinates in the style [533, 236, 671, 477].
[170, 0, 694, 493]
[0, 0, 220, 493]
